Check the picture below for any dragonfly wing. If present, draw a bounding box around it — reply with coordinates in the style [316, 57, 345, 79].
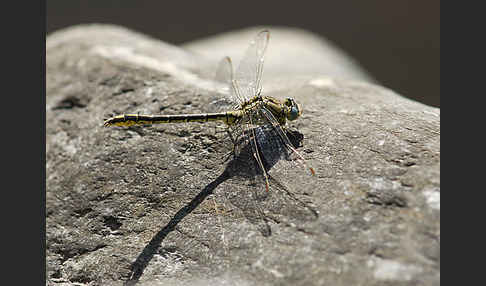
[254, 123, 292, 173]
[258, 106, 315, 176]
[214, 56, 246, 107]
[252, 111, 318, 222]
[234, 30, 270, 101]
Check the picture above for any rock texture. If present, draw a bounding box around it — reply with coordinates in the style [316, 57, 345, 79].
[46, 25, 440, 286]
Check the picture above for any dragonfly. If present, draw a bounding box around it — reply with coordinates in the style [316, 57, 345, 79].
[103, 30, 315, 191]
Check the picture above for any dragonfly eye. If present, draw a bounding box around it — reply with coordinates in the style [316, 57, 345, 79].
[285, 98, 301, 121]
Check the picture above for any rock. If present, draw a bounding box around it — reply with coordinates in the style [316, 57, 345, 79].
[46, 24, 440, 286]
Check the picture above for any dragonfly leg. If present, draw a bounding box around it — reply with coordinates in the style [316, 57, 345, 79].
[248, 126, 270, 192]
[252, 151, 270, 192]
[281, 126, 301, 148]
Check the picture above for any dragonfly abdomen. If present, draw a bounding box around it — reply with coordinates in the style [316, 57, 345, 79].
[103, 111, 242, 127]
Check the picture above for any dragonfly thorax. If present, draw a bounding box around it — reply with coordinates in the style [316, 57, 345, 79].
[240, 95, 302, 126]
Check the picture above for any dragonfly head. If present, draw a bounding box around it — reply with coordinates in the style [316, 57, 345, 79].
[284, 97, 302, 121]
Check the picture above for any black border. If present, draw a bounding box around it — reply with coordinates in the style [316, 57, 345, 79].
[42, 0, 47, 284]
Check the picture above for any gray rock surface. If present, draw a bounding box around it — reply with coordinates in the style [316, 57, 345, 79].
[46, 24, 440, 286]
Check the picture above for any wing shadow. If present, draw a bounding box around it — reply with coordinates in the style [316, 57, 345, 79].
[125, 126, 307, 285]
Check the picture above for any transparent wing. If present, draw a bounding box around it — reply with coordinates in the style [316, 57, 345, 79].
[234, 30, 270, 101]
[254, 124, 290, 172]
[251, 114, 318, 223]
[257, 106, 315, 177]
[214, 56, 245, 107]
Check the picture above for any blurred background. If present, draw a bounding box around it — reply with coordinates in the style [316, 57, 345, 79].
[46, 1, 439, 108]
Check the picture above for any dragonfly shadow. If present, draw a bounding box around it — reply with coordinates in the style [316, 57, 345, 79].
[220, 126, 313, 235]
[124, 171, 230, 285]
[124, 127, 305, 285]
[225, 126, 304, 176]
